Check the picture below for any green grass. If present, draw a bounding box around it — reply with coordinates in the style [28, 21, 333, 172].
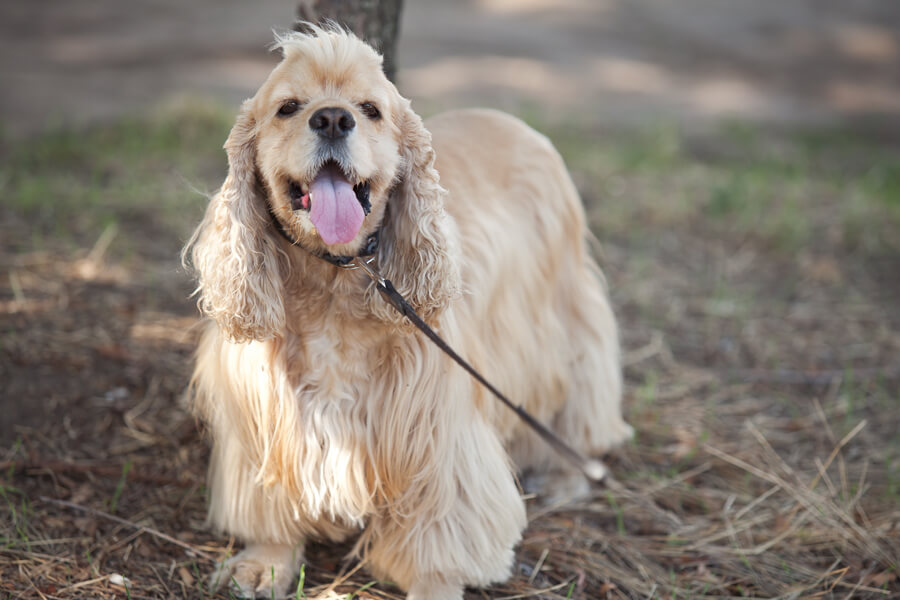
[109, 459, 133, 514]
[605, 490, 626, 535]
[1, 103, 233, 253]
[294, 563, 306, 599]
[0, 485, 32, 551]
[346, 581, 378, 599]
[538, 120, 900, 255]
[634, 370, 659, 421]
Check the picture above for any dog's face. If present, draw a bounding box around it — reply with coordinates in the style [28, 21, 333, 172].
[187, 28, 458, 342]
[249, 35, 403, 255]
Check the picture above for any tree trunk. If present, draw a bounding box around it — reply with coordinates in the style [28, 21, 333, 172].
[296, 0, 404, 83]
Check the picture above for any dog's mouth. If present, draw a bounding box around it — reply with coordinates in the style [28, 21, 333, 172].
[287, 160, 371, 245]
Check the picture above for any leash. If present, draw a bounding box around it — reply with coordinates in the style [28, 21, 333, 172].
[347, 257, 608, 482]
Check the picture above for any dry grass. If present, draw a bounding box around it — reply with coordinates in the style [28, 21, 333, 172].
[1, 109, 898, 599]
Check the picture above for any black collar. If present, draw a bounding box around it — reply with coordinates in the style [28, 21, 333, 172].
[268, 205, 380, 267]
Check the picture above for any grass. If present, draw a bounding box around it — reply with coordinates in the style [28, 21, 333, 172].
[108, 460, 132, 514]
[1, 102, 233, 253]
[544, 118, 900, 257]
[1, 104, 899, 598]
[295, 564, 307, 599]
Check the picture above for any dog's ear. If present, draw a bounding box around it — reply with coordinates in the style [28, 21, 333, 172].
[370, 97, 461, 326]
[183, 102, 286, 342]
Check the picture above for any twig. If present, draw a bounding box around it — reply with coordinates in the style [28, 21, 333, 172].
[527, 548, 549, 585]
[19, 571, 48, 600]
[702, 443, 890, 564]
[643, 461, 711, 496]
[603, 477, 684, 529]
[623, 331, 664, 367]
[313, 558, 366, 598]
[86, 223, 119, 264]
[813, 391, 837, 444]
[38, 496, 216, 562]
[733, 484, 779, 521]
[685, 513, 771, 551]
[808, 420, 867, 492]
[2, 459, 194, 487]
[495, 578, 574, 600]
[0, 547, 77, 563]
[57, 575, 111, 594]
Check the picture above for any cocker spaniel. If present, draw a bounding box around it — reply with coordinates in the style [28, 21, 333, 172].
[184, 25, 632, 600]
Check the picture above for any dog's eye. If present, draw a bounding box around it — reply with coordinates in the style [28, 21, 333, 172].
[277, 100, 302, 117]
[359, 102, 381, 120]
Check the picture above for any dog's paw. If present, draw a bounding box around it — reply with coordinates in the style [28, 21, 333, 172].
[406, 579, 463, 600]
[210, 544, 301, 599]
[522, 469, 591, 506]
[606, 419, 635, 449]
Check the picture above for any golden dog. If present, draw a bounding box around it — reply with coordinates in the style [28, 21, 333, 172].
[184, 24, 631, 600]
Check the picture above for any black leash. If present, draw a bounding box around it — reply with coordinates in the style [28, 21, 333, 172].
[269, 212, 607, 481]
[351, 258, 607, 482]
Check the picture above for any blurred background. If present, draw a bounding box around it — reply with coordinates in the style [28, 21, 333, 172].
[3, 0, 900, 136]
[1, 1, 899, 598]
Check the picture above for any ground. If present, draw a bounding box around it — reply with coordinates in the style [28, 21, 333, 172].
[1, 1, 900, 599]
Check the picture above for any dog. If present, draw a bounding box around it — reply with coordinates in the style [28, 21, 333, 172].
[183, 24, 632, 600]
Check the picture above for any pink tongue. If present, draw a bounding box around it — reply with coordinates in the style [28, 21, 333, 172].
[308, 165, 364, 245]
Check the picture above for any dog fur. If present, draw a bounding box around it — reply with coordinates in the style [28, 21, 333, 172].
[184, 25, 631, 600]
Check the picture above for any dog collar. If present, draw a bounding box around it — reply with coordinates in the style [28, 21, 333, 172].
[268, 205, 380, 267]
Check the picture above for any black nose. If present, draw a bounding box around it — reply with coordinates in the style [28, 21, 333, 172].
[308, 107, 356, 139]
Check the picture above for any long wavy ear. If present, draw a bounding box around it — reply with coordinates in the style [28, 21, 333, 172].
[183, 103, 286, 342]
[370, 97, 461, 326]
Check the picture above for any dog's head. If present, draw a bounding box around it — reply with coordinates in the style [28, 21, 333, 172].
[185, 26, 460, 342]
[251, 29, 403, 254]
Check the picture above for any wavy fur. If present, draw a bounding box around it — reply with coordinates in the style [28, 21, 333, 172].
[184, 25, 631, 600]
[183, 107, 287, 342]
[368, 96, 461, 327]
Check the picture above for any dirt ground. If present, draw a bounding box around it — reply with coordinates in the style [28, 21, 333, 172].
[1, 1, 899, 599]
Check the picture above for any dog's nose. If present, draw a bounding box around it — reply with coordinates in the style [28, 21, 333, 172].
[309, 107, 356, 139]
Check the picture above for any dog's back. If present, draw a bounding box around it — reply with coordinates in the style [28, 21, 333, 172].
[428, 109, 632, 487]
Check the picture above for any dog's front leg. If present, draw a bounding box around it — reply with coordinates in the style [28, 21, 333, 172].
[363, 414, 527, 600]
[204, 429, 308, 598]
[405, 578, 468, 600]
